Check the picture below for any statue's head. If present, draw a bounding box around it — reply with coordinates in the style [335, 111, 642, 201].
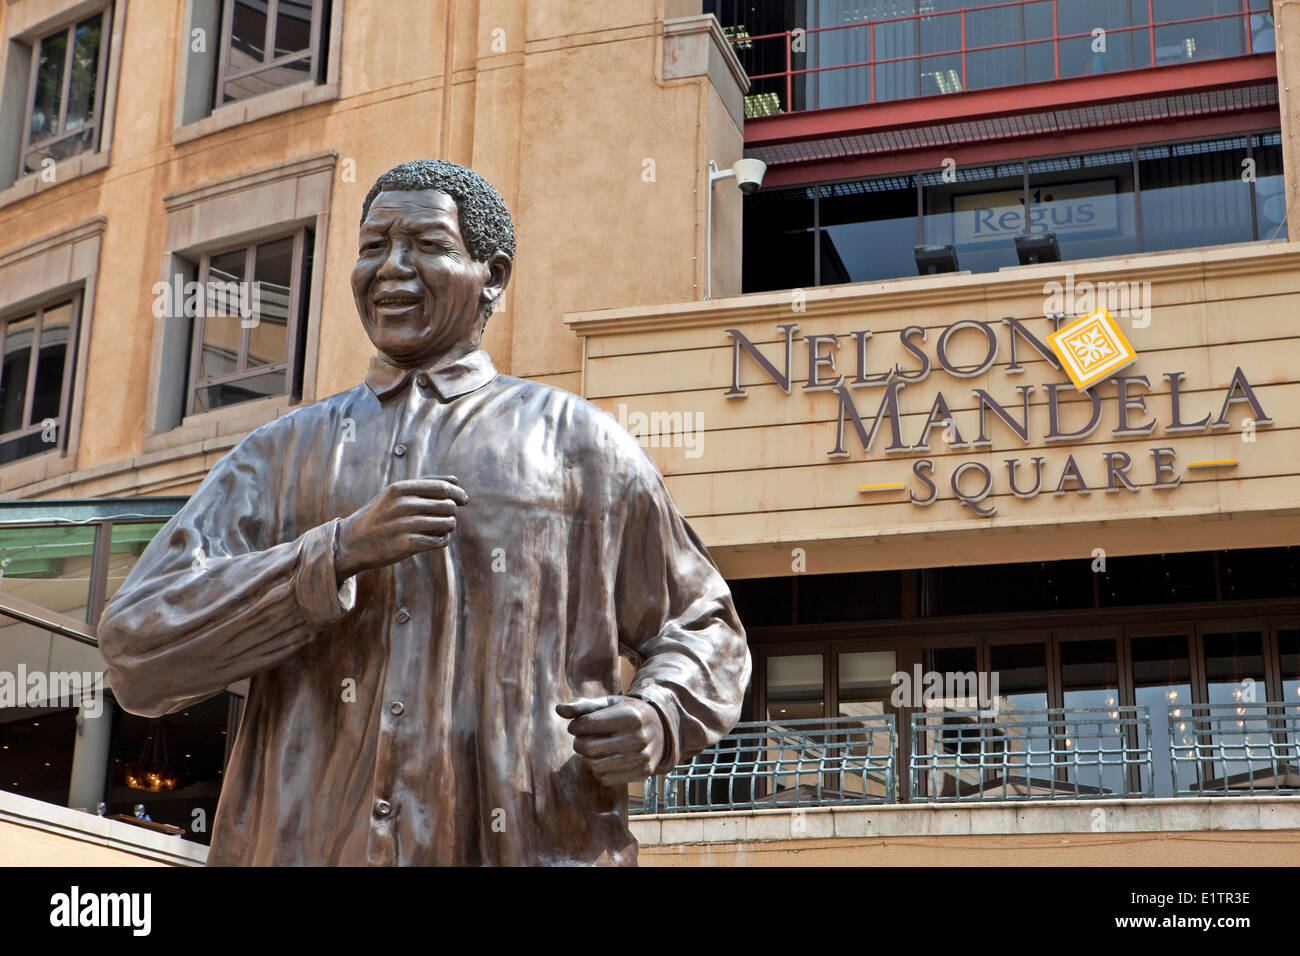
[353, 159, 514, 366]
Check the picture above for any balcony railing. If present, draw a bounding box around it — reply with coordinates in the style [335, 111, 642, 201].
[634, 715, 896, 813]
[910, 707, 1154, 801]
[729, 0, 1271, 116]
[1169, 702, 1300, 796]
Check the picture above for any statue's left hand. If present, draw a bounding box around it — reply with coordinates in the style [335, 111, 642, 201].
[556, 696, 666, 785]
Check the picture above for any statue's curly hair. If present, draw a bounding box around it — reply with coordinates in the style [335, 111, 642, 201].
[361, 160, 515, 318]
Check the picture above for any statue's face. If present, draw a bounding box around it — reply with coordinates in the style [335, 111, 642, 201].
[352, 189, 492, 366]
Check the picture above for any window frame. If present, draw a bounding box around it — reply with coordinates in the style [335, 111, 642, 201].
[185, 227, 310, 417]
[18, 5, 113, 181]
[214, 0, 323, 110]
[749, 126, 1285, 292]
[0, 292, 81, 464]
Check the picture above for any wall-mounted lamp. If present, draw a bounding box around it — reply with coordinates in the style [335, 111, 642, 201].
[706, 158, 767, 299]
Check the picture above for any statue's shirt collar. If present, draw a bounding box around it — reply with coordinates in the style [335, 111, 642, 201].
[364, 348, 498, 403]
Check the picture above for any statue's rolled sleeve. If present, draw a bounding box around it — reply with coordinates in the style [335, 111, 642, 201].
[293, 517, 357, 627]
[97, 429, 344, 717]
[617, 462, 751, 776]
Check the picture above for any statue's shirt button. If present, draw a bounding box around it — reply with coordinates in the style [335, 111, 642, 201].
[415, 373, 432, 390]
[389, 701, 405, 716]
[393, 443, 408, 457]
[373, 799, 392, 819]
[395, 608, 410, 624]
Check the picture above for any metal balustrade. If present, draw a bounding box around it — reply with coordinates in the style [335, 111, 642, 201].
[633, 715, 896, 814]
[728, 0, 1267, 115]
[627, 703, 1300, 814]
[1168, 702, 1300, 796]
[910, 707, 1153, 801]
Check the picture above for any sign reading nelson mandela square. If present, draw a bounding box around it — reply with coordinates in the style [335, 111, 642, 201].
[723, 311, 1272, 518]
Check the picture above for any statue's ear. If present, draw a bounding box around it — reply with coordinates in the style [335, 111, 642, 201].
[481, 252, 512, 313]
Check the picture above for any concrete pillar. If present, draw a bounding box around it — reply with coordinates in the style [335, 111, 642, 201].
[67, 695, 113, 811]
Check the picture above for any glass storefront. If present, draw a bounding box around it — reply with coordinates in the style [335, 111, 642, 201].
[734, 547, 1300, 799]
[742, 132, 1287, 293]
[0, 501, 239, 845]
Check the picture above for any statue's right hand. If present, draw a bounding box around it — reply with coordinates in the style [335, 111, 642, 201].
[334, 476, 468, 580]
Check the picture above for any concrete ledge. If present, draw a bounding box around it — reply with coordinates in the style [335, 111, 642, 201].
[0, 790, 208, 866]
[173, 83, 340, 146]
[632, 795, 1300, 847]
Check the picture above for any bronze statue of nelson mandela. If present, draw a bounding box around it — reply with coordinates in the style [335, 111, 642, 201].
[98, 160, 750, 866]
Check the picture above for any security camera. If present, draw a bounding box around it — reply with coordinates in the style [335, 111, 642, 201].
[732, 158, 767, 195]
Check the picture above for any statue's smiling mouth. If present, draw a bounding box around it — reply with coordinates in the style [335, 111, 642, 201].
[373, 291, 424, 314]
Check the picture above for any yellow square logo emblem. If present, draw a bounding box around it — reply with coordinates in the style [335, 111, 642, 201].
[1048, 307, 1137, 391]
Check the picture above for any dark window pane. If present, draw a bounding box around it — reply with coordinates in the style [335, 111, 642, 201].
[726, 577, 791, 628]
[0, 431, 53, 465]
[31, 300, 73, 425]
[922, 162, 1025, 274]
[766, 654, 823, 720]
[0, 706, 77, 806]
[931, 559, 1093, 615]
[742, 186, 814, 293]
[30, 29, 68, 141]
[818, 177, 918, 284]
[274, 0, 314, 57]
[222, 58, 311, 103]
[228, 0, 269, 66]
[1152, 0, 1246, 63]
[990, 642, 1048, 711]
[105, 692, 236, 845]
[1099, 552, 1218, 606]
[22, 127, 95, 175]
[798, 570, 901, 623]
[1219, 547, 1300, 600]
[1253, 132, 1288, 241]
[247, 237, 293, 367]
[1, 315, 35, 433]
[926, 645, 977, 677]
[1203, 631, 1264, 700]
[1060, 637, 1119, 706]
[201, 248, 247, 381]
[65, 14, 103, 133]
[1139, 137, 1253, 253]
[1028, 149, 1138, 264]
[194, 369, 286, 412]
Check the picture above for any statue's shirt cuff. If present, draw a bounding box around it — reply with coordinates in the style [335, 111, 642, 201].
[293, 518, 356, 627]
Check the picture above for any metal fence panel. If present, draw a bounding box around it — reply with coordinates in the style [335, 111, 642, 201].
[633, 715, 896, 814]
[1168, 702, 1300, 796]
[910, 706, 1153, 801]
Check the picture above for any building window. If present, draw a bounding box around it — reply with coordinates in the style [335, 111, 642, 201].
[187, 229, 312, 415]
[215, 0, 327, 107]
[709, 0, 1273, 114]
[0, 296, 79, 465]
[20, 9, 111, 178]
[744, 131, 1287, 292]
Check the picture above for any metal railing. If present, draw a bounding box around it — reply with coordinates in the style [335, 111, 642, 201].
[730, 0, 1267, 115]
[910, 706, 1153, 801]
[1168, 702, 1300, 796]
[633, 715, 896, 813]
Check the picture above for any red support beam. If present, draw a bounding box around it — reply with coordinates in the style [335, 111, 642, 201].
[746, 53, 1278, 150]
[760, 107, 1280, 189]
